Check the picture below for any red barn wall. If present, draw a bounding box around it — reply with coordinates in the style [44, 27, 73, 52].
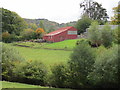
[43, 27, 77, 42]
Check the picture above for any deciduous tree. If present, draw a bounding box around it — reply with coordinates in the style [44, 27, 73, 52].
[80, 0, 109, 24]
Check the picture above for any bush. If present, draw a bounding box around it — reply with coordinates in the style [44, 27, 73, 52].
[13, 60, 47, 85]
[76, 38, 89, 45]
[68, 43, 95, 88]
[1, 43, 24, 81]
[48, 63, 68, 88]
[2, 32, 19, 43]
[88, 45, 119, 88]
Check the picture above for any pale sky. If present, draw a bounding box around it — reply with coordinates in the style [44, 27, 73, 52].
[1, 0, 119, 23]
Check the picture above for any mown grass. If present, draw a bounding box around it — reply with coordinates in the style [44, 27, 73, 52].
[10, 45, 72, 69]
[12, 39, 79, 50]
[1, 81, 71, 90]
[42, 39, 79, 50]
[1, 81, 46, 88]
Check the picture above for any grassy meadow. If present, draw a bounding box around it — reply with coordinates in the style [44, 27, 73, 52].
[1, 81, 71, 90]
[8, 39, 80, 68]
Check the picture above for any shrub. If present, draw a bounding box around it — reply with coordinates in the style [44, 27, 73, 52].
[2, 32, 11, 43]
[76, 38, 89, 45]
[2, 32, 19, 43]
[13, 60, 47, 85]
[1, 43, 24, 81]
[48, 63, 68, 88]
[88, 45, 119, 88]
[68, 43, 95, 88]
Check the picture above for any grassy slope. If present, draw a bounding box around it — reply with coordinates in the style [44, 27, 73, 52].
[1, 81, 45, 88]
[12, 39, 79, 50]
[1, 81, 71, 90]
[42, 39, 79, 50]
[12, 46, 72, 68]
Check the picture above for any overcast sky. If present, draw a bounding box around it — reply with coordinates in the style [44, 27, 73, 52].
[1, 0, 119, 23]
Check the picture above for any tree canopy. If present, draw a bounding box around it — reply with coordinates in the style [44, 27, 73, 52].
[111, 2, 120, 25]
[80, 0, 109, 24]
[1, 8, 27, 35]
[75, 15, 92, 34]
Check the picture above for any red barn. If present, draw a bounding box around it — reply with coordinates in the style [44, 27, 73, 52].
[43, 26, 78, 42]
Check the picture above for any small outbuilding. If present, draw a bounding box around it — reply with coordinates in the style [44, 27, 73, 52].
[43, 26, 78, 42]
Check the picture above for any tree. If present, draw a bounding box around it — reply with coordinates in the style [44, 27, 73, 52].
[101, 23, 113, 47]
[113, 26, 120, 44]
[111, 2, 120, 25]
[39, 20, 46, 31]
[80, 0, 109, 24]
[28, 23, 38, 30]
[68, 43, 95, 88]
[35, 28, 45, 39]
[21, 28, 36, 40]
[1, 8, 27, 35]
[75, 15, 92, 34]
[88, 21, 102, 47]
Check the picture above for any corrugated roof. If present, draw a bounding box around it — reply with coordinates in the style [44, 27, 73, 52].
[45, 26, 74, 36]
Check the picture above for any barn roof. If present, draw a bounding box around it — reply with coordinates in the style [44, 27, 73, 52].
[45, 26, 75, 36]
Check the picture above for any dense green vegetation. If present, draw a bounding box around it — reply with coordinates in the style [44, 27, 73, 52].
[75, 15, 92, 34]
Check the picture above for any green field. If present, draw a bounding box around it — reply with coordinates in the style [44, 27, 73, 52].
[9, 39, 81, 68]
[12, 46, 72, 68]
[1, 81, 71, 90]
[8, 39, 78, 69]
[42, 39, 79, 50]
[1, 81, 46, 88]
[12, 39, 79, 50]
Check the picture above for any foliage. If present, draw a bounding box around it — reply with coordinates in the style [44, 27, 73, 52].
[1, 43, 24, 81]
[76, 38, 89, 45]
[39, 20, 46, 31]
[35, 28, 45, 39]
[13, 60, 47, 85]
[21, 28, 36, 40]
[111, 4, 120, 25]
[88, 45, 119, 88]
[80, 0, 108, 24]
[2, 32, 19, 43]
[101, 24, 113, 47]
[113, 26, 120, 44]
[2, 32, 11, 43]
[88, 21, 102, 47]
[75, 15, 92, 34]
[49, 64, 68, 88]
[28, 23, 38, 30]
[1, 8, 27, 35]
[68, 43, 95, 88]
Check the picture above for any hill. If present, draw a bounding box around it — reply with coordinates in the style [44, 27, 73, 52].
[24, 18, 76, 33]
